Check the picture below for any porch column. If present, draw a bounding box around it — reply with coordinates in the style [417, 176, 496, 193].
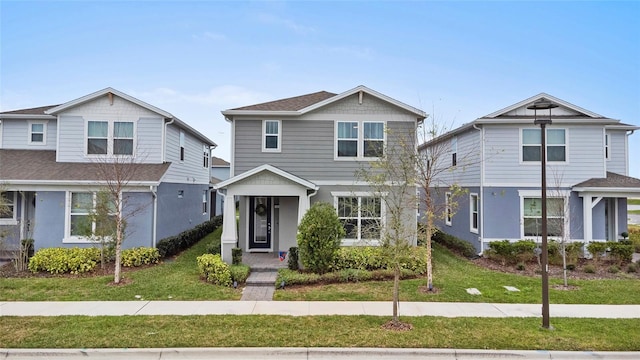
[297, 192, 310, 225]
[583, 195, 592, 243]
[220, 191, 237, 264]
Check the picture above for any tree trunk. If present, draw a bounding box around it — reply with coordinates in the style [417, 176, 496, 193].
[426, 212, 434, 290]
[114, 216, 123, 284]
[561, 240, 568, 287]
[393, 265, 400, 323]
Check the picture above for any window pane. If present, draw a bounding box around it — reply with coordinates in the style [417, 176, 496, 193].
[70, 215, 90, 236]
[265, 135, 278, 149]
[31, 123, 44, 132]
[547, 146, 565, 161]
[361, 219, 380, 239]
[471, 195, 478, 212]
[524, 218, 541, 237]
[0, 192, 14, 218]
[472, 213, 478, 229]
[547, 198, 564, 217]
[548, 217, 564, 237]
[523, 145, 541, 161]
[338, 122, 358, 139]
[88, 121, 108, 137]
[88, 139, 108, 154]
[265, 121, 278, 135]
[522, 129, 540, 144]
[523, 198, 541, 217]
[114, 122, 133, 138]
[31, 133, 44, 142]
[71, 193, 93, 213]
[95, 215, 116, 236]
[114, 139, 133, 155]
[364, 140, 383, 157]
[361, 197, 381, 217]
[341, 219, 358, 239]
[364, 123, 383, 140]
[338, 140, 357, 157]
[547, 129, 565, 145]
[338, 197, 357, 217]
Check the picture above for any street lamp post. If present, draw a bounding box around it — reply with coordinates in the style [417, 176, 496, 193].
[527, 98, 558, 330]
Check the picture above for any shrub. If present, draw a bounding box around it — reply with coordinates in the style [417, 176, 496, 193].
[583, 264, 595, 274]
[205, 236, 221, 255]
[297, 202, 344, 274]
[629, 227, 640, 252]
[331, 246, 428, 274]
[548, 241, 584, 266]
[626, 263, 637, 273]
[157, 216, 222, 258]
[513, 240, 536, 263]
[230, 264, 250, 283]
[566, 263, 576, 271]
[275, 267, 422, 287]
[608, 265, 620, 274]
[487, 240, 516, 265]
[28, 247, 101, 274]
[608, 243, 633, 264]
[516, 262, 525, 271]
[121, 247, 159, 267]
[231, 248, 242, 265]
[431, 230, 477, 258]
[287, 247, 299, 270]
[586, 242, 608, 262]
[196, 253, 232, 286]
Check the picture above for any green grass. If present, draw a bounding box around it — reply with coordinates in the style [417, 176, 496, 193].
[0, 228, 241, 301]
[0, 315, 638, 350]
[274, 244, 640, 304]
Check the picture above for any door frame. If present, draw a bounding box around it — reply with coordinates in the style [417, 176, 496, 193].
[247, 196, 273, 252]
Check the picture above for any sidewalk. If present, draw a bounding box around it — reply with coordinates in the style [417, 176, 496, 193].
[1, 300, 639, 318]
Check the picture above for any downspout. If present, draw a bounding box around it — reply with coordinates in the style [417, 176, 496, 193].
[473, 124, 484, 255]
[626, 130, 635, 176]
[162, 118, 175, 163]
[150, 185, 158, 247]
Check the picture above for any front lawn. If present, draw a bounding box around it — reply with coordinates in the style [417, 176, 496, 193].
[0, 228, 240, 301]
[274, 244, 640, 304]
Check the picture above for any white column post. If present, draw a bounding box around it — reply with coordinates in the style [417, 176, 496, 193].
[220, 190, 237, 264]
[297, 191, 310, 225]
[583, 195, 592, 243]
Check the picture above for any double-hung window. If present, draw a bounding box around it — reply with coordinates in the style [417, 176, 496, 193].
[523, 197, 564, 237]
[179, 130, 185, 161]
[87, 121, 134, 156]
[28, 121, 47, 144]
[336, 195, 382, 242]
[68, 192, 117, 241]
[203, 145, 210, 168]
[113, 122, 134, 155]
[202, 190, 208, 214]
[336, 121, 385, 159]
[445, 192, 452, 226]
[605, 134, 610, 160]
[522, 128, 566, 162]
[0, 191, 17, 224]
[87, 121, 109, 154]
[470, 193, 479, 233]
[263, 120, 281, 152]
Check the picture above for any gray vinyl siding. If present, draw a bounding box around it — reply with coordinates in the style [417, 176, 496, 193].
[234, 120, 416, 181]
[484, 125, 605, 186]
[161, 124, 210, 184]
[56, 115, 85, 162]
[606, 130, 627, 174]
[431, 128, 481, 187]
[134, 117, 164, 163]
[0, 118, 57, 150]
[156, 182, 210, 240]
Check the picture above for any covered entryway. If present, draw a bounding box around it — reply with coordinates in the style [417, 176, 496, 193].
[214, 165, 318, 264]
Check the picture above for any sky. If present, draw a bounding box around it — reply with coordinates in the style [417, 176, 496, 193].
[1, 1, 639, 177]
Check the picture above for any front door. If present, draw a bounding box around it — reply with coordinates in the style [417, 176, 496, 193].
[249, 197, 271, 251]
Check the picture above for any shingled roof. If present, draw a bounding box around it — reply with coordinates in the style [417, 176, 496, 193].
[0, 105, 60, 115]
[0, 149, 170, 183]
[573, 172, 640, 189]
[211, 156, 230, 166]
[230, 91, 337, 111]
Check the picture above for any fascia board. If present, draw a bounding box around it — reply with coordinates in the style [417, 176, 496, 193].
[0, 114, 56, 120]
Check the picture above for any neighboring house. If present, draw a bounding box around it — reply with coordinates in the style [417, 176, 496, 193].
[0, 88, 216, 253]
[419, 93, 640, 254]
[210, 156, 230, 217]
[215, 86, 426, 263]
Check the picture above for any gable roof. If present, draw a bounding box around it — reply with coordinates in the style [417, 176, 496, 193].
[573, 172, 640, 194]
[222, 85, 427, 119]
[0, 149, 170, 186]
[0, 105, 60, 116]
[483, 92, 605, 119]
[214, 164, 318, 190]
[211, 156, 230, 167]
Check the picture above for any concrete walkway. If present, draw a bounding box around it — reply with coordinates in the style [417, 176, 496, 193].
[1, 301, 639, 318]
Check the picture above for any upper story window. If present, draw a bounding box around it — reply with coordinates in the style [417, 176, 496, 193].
[0, 191, 17, 225]
[451, 136, 458, 166]
[87, 120, 134, 156]
[28, 121, 47, 145]
[522, 128, 566, 162]
[605, 134, 610, 160]
[203, 145, 209, 168]
[179, 130, 185, 161]
[263, 120, 281, 152]
[336, 121, 385, 159]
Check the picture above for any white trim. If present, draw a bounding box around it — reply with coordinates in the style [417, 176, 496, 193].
[84, 119, 136, 158]
[445, 192, 452, 226]
[63, 190, 121, 244]
[519, 127, 569, 165]
[483, 92, 603, 119]
[469, 193, 479, 234]
[0, 191, 18, 225]
[215, 164, 318, 190]
[332, 192, 386, 244]
[518, 192, 569, 240]
[179, 130, 185, 162]
[27, 120, 48, 145]
[334, 120, 386, 161]
[604, 132, 610, 161]
[262, 119, 281, 153]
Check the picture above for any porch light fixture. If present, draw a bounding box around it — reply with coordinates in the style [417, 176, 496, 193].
[527, 98, 558, 330]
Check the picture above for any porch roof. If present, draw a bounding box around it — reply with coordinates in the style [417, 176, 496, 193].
[573, 172, 640, 195]
[214, 164, 318, 191]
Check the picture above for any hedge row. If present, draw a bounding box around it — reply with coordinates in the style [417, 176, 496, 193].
[121, 247, 160, 267]
[276, 268, 422, 287]
[196, 253, 250, 286]
[28, 247, 101, 274]
[431, 230, 478, 258]
[332, 246, 428, 274]
[487, 240, 584, 265]
[157, 215, 222, 258]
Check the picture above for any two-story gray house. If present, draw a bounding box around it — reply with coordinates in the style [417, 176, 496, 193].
[215, 86, 426, 263]
[0, 88, 216, 253]
[420, 93, 640, 254]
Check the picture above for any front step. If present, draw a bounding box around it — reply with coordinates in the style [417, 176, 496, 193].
[246, 269, 278, 287]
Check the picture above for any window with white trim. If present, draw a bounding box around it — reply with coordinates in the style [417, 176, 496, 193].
[522, 128, 566, 162]
[28, 121, 47, 144]
[87, 121, 108, 154]
[336, 196, 382, 241]
[87, 120, 134, 156]
[470, 193, 478, 233]
[445, 192, 452, 226]
[68, 192, 117, 240]
[179, 130, 185, 161]
[113, 122, 134, 155]
[523, 197, 564, 237]
[202, 190, 208, 214]
[0, 191, 17, 224]
[203, 145, 209, 168]
[605, 134, 610, 160]
[263, 120, 281, 152]
[451, 137, 457, 166]
[336, 121, 385, 159]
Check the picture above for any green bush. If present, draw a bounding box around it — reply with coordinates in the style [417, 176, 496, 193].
[487, 240, 516, 265]
[626, 263, 637, 273]
[230, 264, 250, 283]
[288, 247, 299, 270]
[548, 241, 583, 266]
[331, 246, 428, 274]
[157, 216, 222, 258]
[121, 247, 160, 267]
[516, 262, 525, 271]
[566, 263, 576, 271]
[587, 242, 608, 262]
[196, 253, 232, 286]
[608, 265, 620, 274]
[431, 230, 477, 258]
[205, 237, 221, 255]
[275, 267, 421, 287]
[297, 202, 344, 274]
[513, 240, 536, 263]
[231, 248, 242, 265]
[583, 264, 596, 274]
[609, 243, 633, 264]
[628, 227, 640, 252]
[28, 247, 101, 274]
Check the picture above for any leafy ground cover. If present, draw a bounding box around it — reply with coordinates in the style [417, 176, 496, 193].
[0, 228, 241, 301]
[0, 315, 637, 350]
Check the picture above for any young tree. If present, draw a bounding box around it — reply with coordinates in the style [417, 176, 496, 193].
[357, 128, 418, 329]
[73, 190, 118, 270]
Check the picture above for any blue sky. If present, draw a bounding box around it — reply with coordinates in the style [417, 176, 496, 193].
[1, 1, 639, 177]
